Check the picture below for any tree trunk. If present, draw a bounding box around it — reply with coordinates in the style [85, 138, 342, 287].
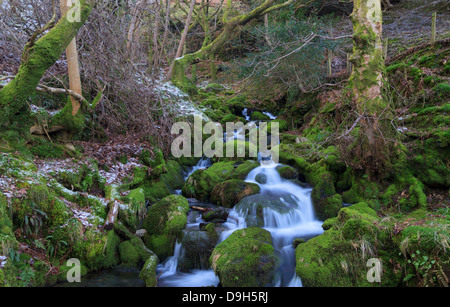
[166, 0, 196, 80]
[60, 0, 83, 116]
[349, 0, 396, 178]
[0, 0, 92, 132]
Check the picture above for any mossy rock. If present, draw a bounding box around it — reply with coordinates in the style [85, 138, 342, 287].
[139, 148, 165, 168]
[210, 179, 260, 208]
[401, 225, 450, 255]
[143, 195, 189, 260]
[140, 160, 185, 203]
[337, 202, 378, 224]
[144, 195, 189, 235]
[250, 111, 270, 121]
[181, 168, 221, 201]
[139, 253, 159, 287]
[210, 227, 276, 287]
[295, 229, 364, 287]
[182, 160, 259, 201]
[312, 193, 343, 221]
[276, 165, 299, 180]
[341, 218, 377, 240]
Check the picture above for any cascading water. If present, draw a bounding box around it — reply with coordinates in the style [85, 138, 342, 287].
[236, 162, 324, 286]
[158, 110, 324, 287]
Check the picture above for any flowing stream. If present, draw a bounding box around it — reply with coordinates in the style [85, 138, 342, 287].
[57, 106, 324, 287]
[156, 111, 324, 287]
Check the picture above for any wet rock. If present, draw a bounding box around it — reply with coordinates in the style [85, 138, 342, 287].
[210, 179, 260, 208]
[210, 227, 276, 287]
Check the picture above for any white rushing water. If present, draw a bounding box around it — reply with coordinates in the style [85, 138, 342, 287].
[240, 162, 323, 286]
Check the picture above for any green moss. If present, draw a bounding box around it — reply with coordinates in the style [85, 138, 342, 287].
[276, 165, 299, 179]
[401, 225, 450, 255]
[342, 218, 376, 240]
[119, 240, 141, 267]
[220, 114, 238, 125]
[51, 98, 85, 135]
[210, 227, 276, 287]
[143, 195, 189, 260]
[250, 111, 270, 121]
[29, 138, 65, 159]
[210, 179, 260, 208]
[433, 82, 450, 95]
[139, 254, 159, 287]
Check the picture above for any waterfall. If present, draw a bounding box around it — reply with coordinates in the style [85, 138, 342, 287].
[227, 161, 324, 287]
[159, 109, 323, 287]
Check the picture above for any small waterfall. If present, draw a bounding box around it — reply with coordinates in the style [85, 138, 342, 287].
[157, 241, 185, 279]
[228, 161, 324, 287]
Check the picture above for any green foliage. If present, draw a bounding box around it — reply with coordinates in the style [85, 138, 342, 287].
[231, 9, 346, 96]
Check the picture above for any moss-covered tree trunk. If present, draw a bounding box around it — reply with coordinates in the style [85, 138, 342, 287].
[0, 0, 92, 132]
[349, 0, 396, 179]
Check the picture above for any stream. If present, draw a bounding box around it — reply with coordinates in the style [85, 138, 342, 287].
[58, 107, 324, 287]
[155, 110, 324, 287]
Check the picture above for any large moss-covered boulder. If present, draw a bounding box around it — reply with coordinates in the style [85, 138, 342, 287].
[295, 202, 404, 287]
[211, 179, 260, 208]
[143, 195, 189, 260]
[181, 168, 221, 201]
[210, 227, 277, 287]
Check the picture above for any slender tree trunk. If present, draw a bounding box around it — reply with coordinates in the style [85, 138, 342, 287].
[60, 0, 82, 116]
[349, 0, 396, 178]
[0, 0, 92, 132]
[161, 0, 171, 63]
[127, 0, 141, 59]
[152, 0, 161, 73]
[166, 0, 196, 80]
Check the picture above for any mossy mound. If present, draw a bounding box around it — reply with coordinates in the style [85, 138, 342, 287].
[276, 165, 299, 180]
[250, 111, 270, 121]
[139, 253, 159, 287]
[181, 160, 259, 201]
[210, 227, 277, 287]
[143, 195, 189, 260]
[210, 179, 260, 208]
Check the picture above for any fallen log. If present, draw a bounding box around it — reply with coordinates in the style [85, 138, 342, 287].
[190, 205, 210, 212]
[103, 200, 120, 231]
